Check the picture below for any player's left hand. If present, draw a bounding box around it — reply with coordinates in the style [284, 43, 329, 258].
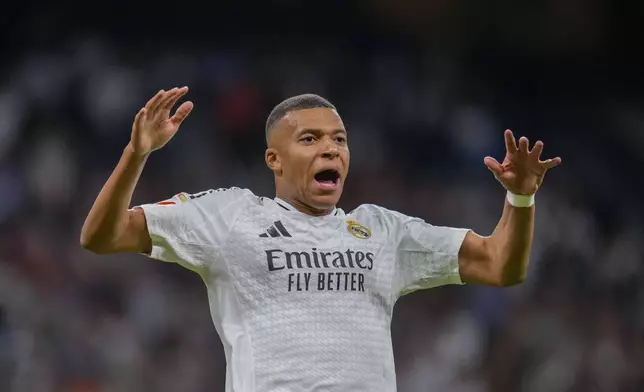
[484, 129, 562, 195]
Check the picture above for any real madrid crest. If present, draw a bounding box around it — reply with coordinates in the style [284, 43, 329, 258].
[347, 220, 371, 239]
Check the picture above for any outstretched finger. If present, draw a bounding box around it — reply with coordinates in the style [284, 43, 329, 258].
[170, 101, 194, 125]
[163, 86, 189, 111]
[504, 129, 518, 154]
[542, 157, 562, 170]
[518, 136, 530, 154]
[145, 90, 166, 112]
[530, 140, 544, 159]
[157, 87, 180, 113]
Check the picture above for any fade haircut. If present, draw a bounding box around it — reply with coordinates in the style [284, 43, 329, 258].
[265, 94, 336, 143]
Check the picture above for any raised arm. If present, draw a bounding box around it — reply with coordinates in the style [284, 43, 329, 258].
[80, 87, 193, 254]
[458, 130, 562, 287]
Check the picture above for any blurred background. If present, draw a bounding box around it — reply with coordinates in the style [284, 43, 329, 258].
[1, 0, 644, 391]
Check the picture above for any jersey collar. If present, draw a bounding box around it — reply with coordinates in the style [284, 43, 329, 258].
[274, 197, 343, 217]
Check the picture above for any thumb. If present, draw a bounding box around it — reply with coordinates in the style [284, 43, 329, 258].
[170, 101, 194, 126]
[484, 156, 503, 177]
[133, 107, 147, 133]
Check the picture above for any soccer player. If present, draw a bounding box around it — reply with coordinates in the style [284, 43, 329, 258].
[80, 86, 561, 391]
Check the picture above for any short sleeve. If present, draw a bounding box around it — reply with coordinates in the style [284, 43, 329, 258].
[387, 209, 470, 296]
[134, 187, 253, 273]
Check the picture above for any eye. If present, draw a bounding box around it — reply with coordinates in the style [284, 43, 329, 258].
[300, 136, 315, 144]
[335, 136, 347, 143]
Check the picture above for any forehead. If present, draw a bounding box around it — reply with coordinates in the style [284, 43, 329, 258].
[281, 108, 345, 134]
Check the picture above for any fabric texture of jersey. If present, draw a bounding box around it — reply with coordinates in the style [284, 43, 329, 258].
[135, 188, 469, 392]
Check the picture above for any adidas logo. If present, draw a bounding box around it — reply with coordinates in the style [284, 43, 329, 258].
[259, 221, 292, 238]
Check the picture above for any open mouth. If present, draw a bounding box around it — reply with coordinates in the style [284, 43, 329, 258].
[314, 169, 340, 188]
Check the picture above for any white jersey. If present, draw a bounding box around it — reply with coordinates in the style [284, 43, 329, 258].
[136, 187, 469, 392]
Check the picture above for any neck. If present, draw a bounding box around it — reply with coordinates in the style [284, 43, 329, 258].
[276, 194, 335, 216]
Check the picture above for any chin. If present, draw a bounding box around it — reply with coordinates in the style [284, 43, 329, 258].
[308, 192, 342, 209]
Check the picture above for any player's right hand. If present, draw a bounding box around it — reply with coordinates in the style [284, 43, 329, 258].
[130, 87, 194, 156]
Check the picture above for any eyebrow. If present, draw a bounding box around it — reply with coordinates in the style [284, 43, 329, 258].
[295, 129, 347, 138]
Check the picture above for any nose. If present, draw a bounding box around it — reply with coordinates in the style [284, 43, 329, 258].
[321, 139, 340, 159]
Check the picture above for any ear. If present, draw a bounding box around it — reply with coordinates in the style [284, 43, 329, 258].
[265, 148, 282, 175]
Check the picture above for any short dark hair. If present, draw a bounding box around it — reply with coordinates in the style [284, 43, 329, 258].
[265, 94, 336, 141]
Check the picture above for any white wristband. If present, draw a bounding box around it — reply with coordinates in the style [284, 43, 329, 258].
[506, 191, 535, 207]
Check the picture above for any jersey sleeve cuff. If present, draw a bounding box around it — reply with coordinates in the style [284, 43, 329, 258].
[135, 203, 177, 263]
[447, 228, 470, 286]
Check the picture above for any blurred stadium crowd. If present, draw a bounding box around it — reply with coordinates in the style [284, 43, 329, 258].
[1, 2, 644, 391]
